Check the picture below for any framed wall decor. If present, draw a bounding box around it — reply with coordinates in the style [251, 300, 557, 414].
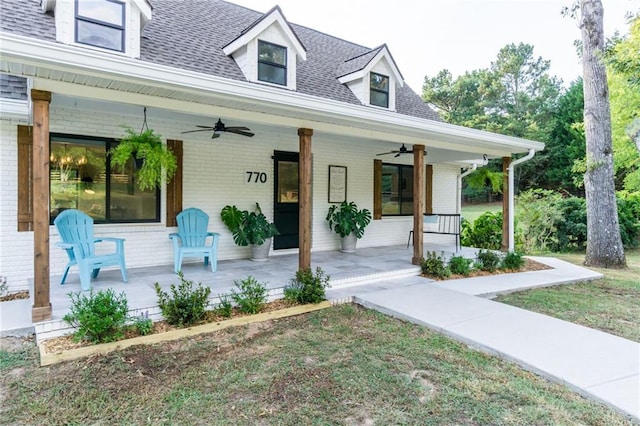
[328, 165, 347, 203]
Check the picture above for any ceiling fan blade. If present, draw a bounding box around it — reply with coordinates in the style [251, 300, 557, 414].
[227, 129, 255, 137]
[211, 132, 221, 139]
[225, 126, 251, 132]
[376, 151, 397, 156]
[196, 125, 216, 129]
[181, 128, 215, 134]
[394, 152, 401, 158]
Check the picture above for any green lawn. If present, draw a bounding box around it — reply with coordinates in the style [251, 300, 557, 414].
[497, 249, 640, 342]
[461, 202, 502, 223]
[0, 305, 632, 425]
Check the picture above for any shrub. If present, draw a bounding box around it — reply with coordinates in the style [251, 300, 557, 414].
[468, 212, 503, 250]
[421, 251, 451, 278]
[63, 289, 129, 344]
[501, 251, 525, 270]
[617, 195, 640, 248]
[284, 267, 331, 304]
[516, 189, 563, 253]
[554, 196, 587, 252]
[215, 294, 233, 318]
[131, 311, 153, 336]
[475, 249, 501, 272]
[460, 217, 473, 247]
[448, 255, 473, 276]
[231, 276, 268, 314]
[154, 272, 211, 327]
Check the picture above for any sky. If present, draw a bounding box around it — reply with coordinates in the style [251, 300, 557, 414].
[230, 0, 639, 93]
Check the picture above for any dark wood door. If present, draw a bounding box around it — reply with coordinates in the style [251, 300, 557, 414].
[273, 151, 299, 249]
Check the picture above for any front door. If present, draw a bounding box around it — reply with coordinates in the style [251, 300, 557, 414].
[273, 151, 299, 249]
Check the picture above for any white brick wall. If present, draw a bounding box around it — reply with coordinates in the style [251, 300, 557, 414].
[0, 104, 462, 292]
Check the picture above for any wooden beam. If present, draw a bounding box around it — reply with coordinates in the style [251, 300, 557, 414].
[31, 89, 52, 323]
[412, 145, 425, 265]
[165, 139, 183, 227]
[425, 164, 433, 214]
[373, 159, 382, 220]
[501, 156, 511, 252]
[298, 128, 313, 270]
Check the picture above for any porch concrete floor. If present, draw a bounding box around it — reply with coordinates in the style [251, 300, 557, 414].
[31, 243, 476, 340]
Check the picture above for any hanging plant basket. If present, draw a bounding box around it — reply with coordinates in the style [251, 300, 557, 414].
[110, 127, 177, 191]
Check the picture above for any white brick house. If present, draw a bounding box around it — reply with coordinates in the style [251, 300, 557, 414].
[0, 0, 543, 321]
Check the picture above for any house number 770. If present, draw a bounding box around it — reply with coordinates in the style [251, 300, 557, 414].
[245, 171, 268, 184]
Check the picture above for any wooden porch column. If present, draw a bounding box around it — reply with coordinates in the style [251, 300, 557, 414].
[298, 128, 313, 270]
[31, 89, 52, 322]
[412, 145, 425, 265]
[501, 156, 511, 252]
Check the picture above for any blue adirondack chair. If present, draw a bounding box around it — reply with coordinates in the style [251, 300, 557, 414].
[169, 208, 220, 273]
[54, 209, 127, 291]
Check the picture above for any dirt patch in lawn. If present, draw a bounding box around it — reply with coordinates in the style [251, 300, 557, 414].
[0, 290, 29, 302]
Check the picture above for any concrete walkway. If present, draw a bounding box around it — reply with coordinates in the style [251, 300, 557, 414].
[327, 258, 640, 422]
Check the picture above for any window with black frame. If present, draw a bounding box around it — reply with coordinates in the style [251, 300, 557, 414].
[258, 40, 287, 85]
[49, 134, 160, 223]
[370, 72, 390, 108]
[381, 163, 413, 215]
[75, 0, 125, 52]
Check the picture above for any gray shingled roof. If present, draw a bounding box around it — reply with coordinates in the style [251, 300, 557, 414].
[335, 46, 382, 79]
[1, 0, 440, 121]
[0, 74, 28, 100]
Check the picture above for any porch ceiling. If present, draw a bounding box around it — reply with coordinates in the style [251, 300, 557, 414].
[1, 32, 545, 163]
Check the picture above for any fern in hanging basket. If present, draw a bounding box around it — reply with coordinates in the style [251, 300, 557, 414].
[109, 127, 178, 191]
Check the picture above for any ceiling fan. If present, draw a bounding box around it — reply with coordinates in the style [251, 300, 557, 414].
[181, 118, 254, 139]
[376, 144, 425, 158]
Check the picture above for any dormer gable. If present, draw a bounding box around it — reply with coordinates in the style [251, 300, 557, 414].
[337, 44, 404, 111]
[223, 6, 306, 90]
[41, 0, 152, 59]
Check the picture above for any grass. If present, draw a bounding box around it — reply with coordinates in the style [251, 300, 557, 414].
[496, 248, 640, 342]
[0, 305, 632, 425]
[461, 202, 502, 223]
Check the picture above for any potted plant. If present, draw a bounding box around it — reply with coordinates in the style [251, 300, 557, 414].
[220, 203, 280, 261]
[326, 201, 372, 253]
[109, 127, 178, 191]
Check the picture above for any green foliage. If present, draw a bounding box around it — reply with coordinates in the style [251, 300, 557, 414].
[131, 312, 153, 336]
[515, 189, 564, 253]
[475, 250, 502, 272]
[420, 251, 451, 278]
[109, 127, 177, 191]
[326, 201, 372, 239]
[463, 212, 503, 250]
[154, 272, 211, 327]
[220, 203, 279, 247]
[231, 276, 268, 315]
[63, 289, 129, 344]
[284, 267, 331, 304]
[554, 197, 588, 252]
[501, 251, 525, 270]
[617, 194, 640, 248]
[448, 255, 473, 276]
[215, 294, 233, 318]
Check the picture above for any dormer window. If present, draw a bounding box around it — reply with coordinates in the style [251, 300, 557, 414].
[75, 0, 125, 52]
[258, 41, 287, 86]
[370, 72, 389, 108]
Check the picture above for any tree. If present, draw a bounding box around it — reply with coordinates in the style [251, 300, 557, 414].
[580, 0, 626, 267]
[607, 15, 640, 190]
[539, 79, 586, 195]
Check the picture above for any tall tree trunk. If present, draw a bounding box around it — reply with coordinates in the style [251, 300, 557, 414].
[580, 0, 626, 268]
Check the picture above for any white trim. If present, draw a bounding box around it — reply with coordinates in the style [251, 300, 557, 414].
[338, 46, 403, 87]
[222, 8, 306, 61]
[1, 32, 544, 154]
[0, 98, 29, 120]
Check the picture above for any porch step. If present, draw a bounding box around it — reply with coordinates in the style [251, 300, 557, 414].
[34, 267, 421, 343]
